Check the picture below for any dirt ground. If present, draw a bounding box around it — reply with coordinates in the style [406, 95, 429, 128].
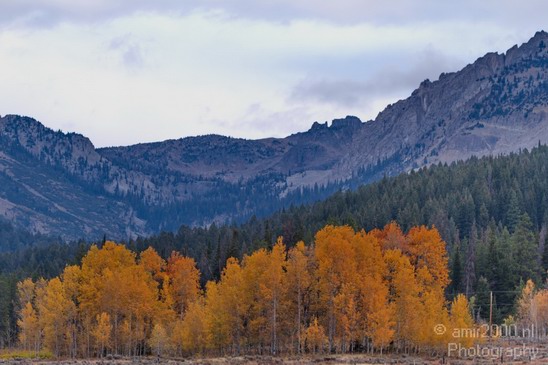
[2, 346, 547, 365]
[0, 356, 541, 365]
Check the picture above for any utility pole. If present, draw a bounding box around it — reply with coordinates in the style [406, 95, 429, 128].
[489, 291, 493, 339]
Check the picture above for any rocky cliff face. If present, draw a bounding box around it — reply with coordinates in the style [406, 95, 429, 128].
[1, 31, 547, 240]
[337, 31, 548, 179]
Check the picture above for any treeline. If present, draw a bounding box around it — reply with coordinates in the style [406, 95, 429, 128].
[131, 146, 548, 320]
[17, 223, 480, 358]
[5, 145, 548, 348]
[0, 241, 88, 348]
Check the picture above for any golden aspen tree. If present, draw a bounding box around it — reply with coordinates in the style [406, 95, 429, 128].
[34, 277, 48, 301]
[534, 289, 548, 330]
[98, 268, 126, 353]
[118, 265, 159, 355]
[166, 252, 201, 319]
[78, 242, 159, 356]
[204, 258, 244, 354]
[180, 299, 207, 354]
[418, 283, 449, 350]
[16, 278, 39, 353]
[33, 277, 48, 347]
[375, 221, 408, 251]
[17, 302, 40, 353]
[154, 278, 178, 350]
[259, 237, 287, 355]
[315, 225, 357, 352]
[407, 226, 451, 351]
[407, 226, 450, 290]
[39, 278, 76, 357]
[305, 317, 327, 354]
[17, 278, 35, 305]
[333, 287, 359, 352]
[517, 279, 537, 329]
[119, 319, 132, 357]
[384, 249, 422, 351]
[151, 273, 178, 336]
[352, 230, 393, 352]
[170, 319, 184, 356]
[284, 241, 312, 353]
[78, 242, 136, 355]
[148, 322, 168, 358]
[203, 281, 226, 351]
[61, 265, 81, 299]
[160, 273, 175, 310]
[449, 294, 474, 347]
[140, 246, 165, 281]
[367, 301, 394, 355]
[93, 312, 112, 358]
[240, 248, 269, 349]
[61, 265, 81, 358]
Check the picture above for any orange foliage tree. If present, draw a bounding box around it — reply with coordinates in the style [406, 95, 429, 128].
[16, 223, 462, 358]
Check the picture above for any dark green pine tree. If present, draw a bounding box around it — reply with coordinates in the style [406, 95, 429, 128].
[263, 221, 273, 248]
[464, 223, 478, 297]
[227, 228, 242, 258]
[0, 275, 17, 347]
[542, 231, 548, 279]
[506, 190, 521, 233]
[541, 218, 548, 278]
[457, 190, 476, 238]
[512, 213, 541, 284]
[450, 243, 463, 294]
[486, 224, 502, 287]
[492, 227, 522, 319]
[474, 276, 492, 321]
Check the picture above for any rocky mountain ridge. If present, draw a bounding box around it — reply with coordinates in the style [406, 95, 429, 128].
[0, 31, 547, 240]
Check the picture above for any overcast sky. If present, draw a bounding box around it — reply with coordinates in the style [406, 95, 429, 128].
[0, 1, 546, 147]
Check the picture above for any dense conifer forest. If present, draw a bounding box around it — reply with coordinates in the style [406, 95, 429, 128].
[2, 145, 548, 353]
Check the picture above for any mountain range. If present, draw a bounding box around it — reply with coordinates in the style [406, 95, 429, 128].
[1, 30, 547, 240]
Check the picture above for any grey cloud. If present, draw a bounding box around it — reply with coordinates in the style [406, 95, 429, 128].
[108, 34, 144, 68]
[0, 0, 185, 28]
[1, 1, 548, 28]
[122, 45, 143, 68]
[290, 48, 464, 108]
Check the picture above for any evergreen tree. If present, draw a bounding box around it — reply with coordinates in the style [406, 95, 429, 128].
[474, 276, 491, 321]
[450, 244, 463, 295]
[464, 224, 478, 297]
[541, 223, 548, 276]
[512, 213, 541, 284]
[506, 190, 521, 233]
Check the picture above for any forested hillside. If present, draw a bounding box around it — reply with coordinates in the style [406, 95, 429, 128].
[133, 145, 548, 286]
[2, 145, 548, 349]
[130, 145, 548, 324]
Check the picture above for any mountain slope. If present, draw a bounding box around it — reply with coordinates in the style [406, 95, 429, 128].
[0, 119, 146, 238]
[99, 30, 548, 187]
[336, 31, 548, 179]
[0, 114, 362, 239]
[0, 31, 547, 240]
